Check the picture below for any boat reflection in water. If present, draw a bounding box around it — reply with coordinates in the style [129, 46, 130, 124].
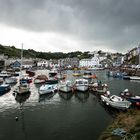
[75, 91, 89, 103]
[58, 92, 73, 100]
[93, 92, 120, 118]
[38, 92, 55, 103]
[13, 91, 31, 140]
[13, 92, 31, 106]
[100, 101, 120, 118]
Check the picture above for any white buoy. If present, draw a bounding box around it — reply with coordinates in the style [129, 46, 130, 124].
[15, 117, 19, 121]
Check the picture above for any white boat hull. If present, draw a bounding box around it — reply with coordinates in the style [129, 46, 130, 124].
[75, 85, 88, 92]
[101, 95, 131, 110]
[38, 84, 57, 95]
[130, 76, 140, 80]
[58, 80, 73, 93]
[59, 85, 72, 93]
[83, 75, 91, 79]
[5, 77, 17, 84]
[38, 89, 54, 95]
[74, 79, 89, 92]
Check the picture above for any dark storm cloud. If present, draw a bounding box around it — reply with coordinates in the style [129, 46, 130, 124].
[0, 0, 140, 52]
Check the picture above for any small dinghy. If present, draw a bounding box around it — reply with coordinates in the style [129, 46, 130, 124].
[101, 94, 131, 110]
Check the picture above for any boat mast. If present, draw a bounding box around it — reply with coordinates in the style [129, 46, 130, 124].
[21, 43, 23, 71]
[139, 46, 140, 65]
[59, 59, 61, 74]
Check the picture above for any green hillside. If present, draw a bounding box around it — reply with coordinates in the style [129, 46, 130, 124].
[0, 44, 91, 60]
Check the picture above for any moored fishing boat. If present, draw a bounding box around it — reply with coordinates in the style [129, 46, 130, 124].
[49, 69, 58, 77]
[26, 69, 35, 77]
[0, 71, 11, 78]
[5, 77, 17, 84]
[13, 71, 20, 77]
[123, 75, 130, 80]
[20, 74, 32, 84]
[0, 84, 11, 95]
[92, 83, 108, 93]
[106, 71, 114, 77]
[87, 67, 104, 71]
[14, 83, 30, 95]
[73, 79, 89, 92]
[83, 71, 92, 79]
[129, 76, 140, 80]
[34, 75, 48, 84]
[46, 77, 58, 84]
[58, 80, 73, 93]
[120, 89, 140, 107]
[14, 43, 31, 95]
[38, 84, 58, 95]
[72, 70, 83, 77]
[0, 78, 4, 85]
[56, 73, 66, 80]
[47, 69, 58, 84]
[83, 71, 97, 79]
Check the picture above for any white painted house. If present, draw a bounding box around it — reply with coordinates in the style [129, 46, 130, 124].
[79, 56, 100, 67]
[37, 60, 49, 68]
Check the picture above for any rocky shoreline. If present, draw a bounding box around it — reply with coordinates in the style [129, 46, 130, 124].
[98, 109, 140, 140]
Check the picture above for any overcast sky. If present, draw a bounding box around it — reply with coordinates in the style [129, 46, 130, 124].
[0, 0, 140, 53]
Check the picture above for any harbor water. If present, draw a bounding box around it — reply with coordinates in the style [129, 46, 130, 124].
[0, 70, 140, 140]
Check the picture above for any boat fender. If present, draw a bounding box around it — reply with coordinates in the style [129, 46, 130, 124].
[136, 102, 140, 106]
[104, 84, 108, 87]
